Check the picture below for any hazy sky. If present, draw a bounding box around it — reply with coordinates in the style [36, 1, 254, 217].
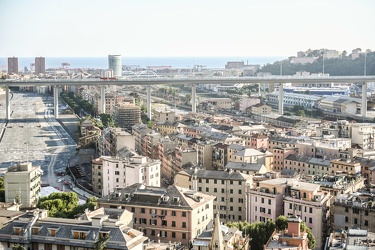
[1, 0, 374, 57]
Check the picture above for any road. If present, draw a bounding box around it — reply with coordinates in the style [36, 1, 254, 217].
[0, 91, 77, 190]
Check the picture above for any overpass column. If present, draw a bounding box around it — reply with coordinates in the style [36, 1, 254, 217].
[5, 86, 10, 120]
[100, 85, 105, 114]
[192, 84, 196, 113]
[147, 86, 151, 120]
[53, 86, 59, 119]
[362, 82, 367, 117]
[278, 83, 284, 115]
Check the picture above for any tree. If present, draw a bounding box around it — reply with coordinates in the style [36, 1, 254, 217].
[275, 215, 288, 231]
[99, 113, 116, 128]
[94, 235, 110, 250]
[300, 222, 316, 249]
[0, 176, 4, 189]
[12, 244, 26, 250]
[295, 110, 306, 117]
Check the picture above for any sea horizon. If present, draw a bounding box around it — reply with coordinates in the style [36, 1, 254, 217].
[0, 56, 285, 70]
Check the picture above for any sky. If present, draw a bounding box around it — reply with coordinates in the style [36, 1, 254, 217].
[1, 0, 374, 58]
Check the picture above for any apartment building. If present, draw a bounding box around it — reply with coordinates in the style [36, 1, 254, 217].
[98, 184, 215, 245]
[332, 193, 375, 233]
[225, 162, 267, 175]
[143, 131, 162, 159]
[114, 103, 141, 131]
[247, 178, 288, 223]
[4, 162, 42, 208]
[157, 137, 177, 178]
[272, 147, 297, 171]
[99, 127, 135, 156]
[248, 103, 272, 115]
[330, 159, 361, 175]
[212, 143, 229, 170]
[190, 138, 214, 170]
[132, 124, 152, 155]
[283, 180, 331, 250]
[153, 110, 175, 123]
[92, 155, 161, 196]
[174, 169, 252, 223]
[155, 121, 186, 136]
[355, 157, 375, 185]
[350, 123, 375, 149]
[0, 208, 147, 250]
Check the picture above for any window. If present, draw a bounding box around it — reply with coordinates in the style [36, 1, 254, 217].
[354, 218, 358, 225]
[182, 222, 187, 228]
[268, 199, 271, 205]
[309, 217, 312, 224]
[198, 187, 202, 192]
[238, 198, 244, 203]
[206, 179, 209, 183]
[221, 180, 225, 185]
[172, 232, 176, 238]
[229, 198, 233, 202]
[268, 209, 271, 215]
[206, 187, 209, 192]
[214, 188, 217, 193]
[261, 198, 264, 203]
[115, 171, 120, 175]
[150, 219, 157, 225]
[182, 212, 187, 217]
[151, 230, 155, 236]
[171, 211, 176, 216]
[345, 216, 348, 222]
[182, 233, 186, 239]
[260, 207, 266, 213]
[221, 197, 225, 202]
[309, 207, 312, 213]
[221, 188, 225, 193]
[230, 206, 233, 211]
[172, 221, 176, 227]
[238, 215, 242, 221]
[365, 220, 369, 226]
[230, 180, 233, 184]
[141, 208, 145, 213]
[238, 190, 242, 194]
[131, 207, 135, 213]
[238, 181, 242, 185]
[162, 220, 167, 226]
[214, 180, 217, 184]
[199, 178, 202, 183]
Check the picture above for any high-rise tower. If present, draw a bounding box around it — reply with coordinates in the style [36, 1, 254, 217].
[35, 57, 46, 75]
[108, 54, 122, 77]
[7, 57, 18, 74]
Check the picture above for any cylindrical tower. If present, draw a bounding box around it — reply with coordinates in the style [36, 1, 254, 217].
[108, 55, 122, 77]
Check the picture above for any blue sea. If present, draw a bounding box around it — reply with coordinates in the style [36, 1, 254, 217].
[0, 56, 284, 70]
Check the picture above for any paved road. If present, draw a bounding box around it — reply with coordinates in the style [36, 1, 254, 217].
[0, 92, 77, 190]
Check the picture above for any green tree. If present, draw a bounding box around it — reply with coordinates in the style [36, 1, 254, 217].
[147, 120, 154, 129]
[300, 222, 316, 249]
[295, 110, 306, 117]
[99, 113, 116, 128]
[275, 215, 288, 231]
[94, 235, 110, 250]
[0, 176, 4, 189]
[12, 244, 26, 250]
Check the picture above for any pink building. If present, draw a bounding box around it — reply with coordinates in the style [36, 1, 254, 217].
[98, 184, 215, 246]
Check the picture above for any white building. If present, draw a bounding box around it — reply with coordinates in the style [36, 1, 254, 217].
[4, 162, 43, 208]
[108, 54, 122, 77]
[266, 92, 321, 109]
[92, 155, 161, 196]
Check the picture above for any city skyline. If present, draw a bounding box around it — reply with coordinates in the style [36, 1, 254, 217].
[1, 0, 374, 57]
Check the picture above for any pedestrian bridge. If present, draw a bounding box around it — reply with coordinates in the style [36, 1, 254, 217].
[1, 75, 375, 120]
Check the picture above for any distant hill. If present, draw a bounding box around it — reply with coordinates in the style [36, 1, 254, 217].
[257, 51, 375, 76]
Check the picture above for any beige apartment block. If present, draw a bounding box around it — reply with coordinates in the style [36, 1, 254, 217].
[283, 180, 331, 250]
[153, 109, 175, 123]
[92, 155, 161, 196]
[330, 159, 361, 175]
[174, 169, 251, 223]
[99, 127, 135, 156]
[154, 121, 186, 136]
[350, 123, 375, 149]
[4, 162, 42, 208]
[98, 184, 215, 246]
[332, 193, 375, 234]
